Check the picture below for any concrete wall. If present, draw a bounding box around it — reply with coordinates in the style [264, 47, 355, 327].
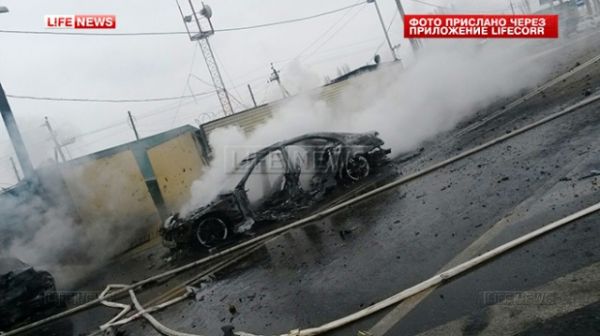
[61, 149, 161, 242]
[56, 127, 209, 246]
[147, 132, 207, 212]
[11, 67, 385, 250]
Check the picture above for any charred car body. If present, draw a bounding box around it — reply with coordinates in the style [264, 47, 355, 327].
[0, 258, 72, 335]
[160, 132, 390, 250]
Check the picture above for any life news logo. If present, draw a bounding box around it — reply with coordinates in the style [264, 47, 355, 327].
[45, 14, 116, 29]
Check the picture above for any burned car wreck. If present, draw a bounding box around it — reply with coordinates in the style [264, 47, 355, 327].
[160, 132, 391, 250]
[0, 258, 72, 335]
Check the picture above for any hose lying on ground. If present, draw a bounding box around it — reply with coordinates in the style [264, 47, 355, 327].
[145, 243, 265, 307]
[94, 242, 264, 334]
[130, 289, 265, 336]
[5, 94, 600, 336]
[99, 285, 193, 331]
[95, 201, 600, 336]
[286, 201, 600, 335]
[98, 285, 131, 330]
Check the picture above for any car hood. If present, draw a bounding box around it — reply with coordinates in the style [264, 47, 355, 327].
[340, 131, 384, 147]
[164, 192, 234, 229]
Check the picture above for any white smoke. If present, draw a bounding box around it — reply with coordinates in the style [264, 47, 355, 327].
[0, 30, 575, 287]
[182, 39, 552, 213]
[0, 164, 157, 286]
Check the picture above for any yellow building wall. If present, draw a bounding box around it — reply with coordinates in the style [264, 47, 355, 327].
[146, 132, 207, 212]
[61, 150, 161, 244]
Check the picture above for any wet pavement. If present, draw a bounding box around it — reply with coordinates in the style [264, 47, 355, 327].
[52, 30, 600, 336]
[517, 301, 600, 336]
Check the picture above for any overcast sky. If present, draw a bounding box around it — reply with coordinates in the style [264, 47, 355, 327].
[0, 0, 539, 187]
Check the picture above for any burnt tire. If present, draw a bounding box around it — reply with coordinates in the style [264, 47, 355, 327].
[345, 155, 370, 182]
[194, 216, 229, 248]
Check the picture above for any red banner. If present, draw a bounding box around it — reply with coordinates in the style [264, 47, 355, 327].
[404, 14, 559, 39]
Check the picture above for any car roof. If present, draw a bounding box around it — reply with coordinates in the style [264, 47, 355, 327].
[238, 131, 377, 169]
[251, 132, 357, 157]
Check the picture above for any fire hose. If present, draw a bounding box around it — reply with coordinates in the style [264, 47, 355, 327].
[95, 201, 600, 336]
[4, 93, 600, 336]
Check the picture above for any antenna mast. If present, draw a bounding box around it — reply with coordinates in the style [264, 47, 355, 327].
[177, 0, 234, 117]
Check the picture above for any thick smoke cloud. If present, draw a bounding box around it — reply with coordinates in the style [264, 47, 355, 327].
[0, 34, 564, 286]
[0, 166, 152, 286]
[183, 39, 550, 212]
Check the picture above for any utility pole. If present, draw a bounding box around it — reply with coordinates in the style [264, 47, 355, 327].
[247, 84, 257, 108]
[128, 111, 140, 140]
[269, 63, 290, 98]
[393, 0, 420, 54]
[0, 82, 35, 179]
[177, 0, 234, 117]
[368, 0, 399, 61]
[9, 157, 21, 182]
[43, 116, 66, 163]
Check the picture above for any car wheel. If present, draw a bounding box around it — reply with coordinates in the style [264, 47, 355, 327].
[195, 217, 229, 248]
[345, 155, 370, 181]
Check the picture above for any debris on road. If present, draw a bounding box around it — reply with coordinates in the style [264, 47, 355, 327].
[222, 325, 236, 336]
[579, 169, 600, 180]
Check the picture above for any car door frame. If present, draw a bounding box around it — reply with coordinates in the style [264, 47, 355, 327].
[233, 146, 294, 221]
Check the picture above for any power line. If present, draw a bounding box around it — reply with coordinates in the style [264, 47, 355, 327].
[303, 4, 367, 61]
[54, 94, 210, 146]
[171, 43, 201, 127]
[5, 91, 215, 103]
[209, 49, 250, 109]
[309, 44, 380, 66]
[229, 37, 379, 85]
[0, 98, 202, 158]
[294, 0, 364, 59]
[217, 2, 367, 32]
[69, 126, 130, 152]
[3, 91, 211, 149]
[189, 65, 250, 110]
[59, 98, 204, 142]
[0, 2, 367, 37]
[259, 82, 273, 105]
[410, 0, 452, 9]
[138, 96, 211, 121]
[374, 10, 399, 56]
[425, 2, 512, 13]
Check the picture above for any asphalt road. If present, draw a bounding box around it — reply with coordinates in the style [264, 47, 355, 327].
[60, 28, 600, 336]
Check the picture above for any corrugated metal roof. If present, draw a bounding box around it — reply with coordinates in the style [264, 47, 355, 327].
[200, 62, 400, 140]
[201, 77, 351, 139]
[202, 104, 274, 136]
